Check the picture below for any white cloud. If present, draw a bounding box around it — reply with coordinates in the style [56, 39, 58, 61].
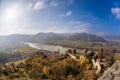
[28, 0, 74, 11]
[28, 3, 33, 9]
[33, 1, 45, 10]
[66, 21, 92, 32]
[60, 10, 72, 17]
[50, 1, 58, 7]
[97, 32, 109, 36]
[0, 19, 92, 35]
[66, 10, 72, 16]
[111, 7, 120, 19]
[27, 1, 46, 11]
[46, 21, 92, 33]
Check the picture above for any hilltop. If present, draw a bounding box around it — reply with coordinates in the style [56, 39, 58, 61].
[0, 47, 117, 80]
[0, 32, 106, 43]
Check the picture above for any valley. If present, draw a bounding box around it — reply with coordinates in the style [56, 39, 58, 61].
[0, 33, 120, 80]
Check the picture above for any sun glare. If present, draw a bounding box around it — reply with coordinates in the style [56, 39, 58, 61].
[2, 5, 21, 21]
[1, 5, 22, 35]
[5, 8, 16, 19]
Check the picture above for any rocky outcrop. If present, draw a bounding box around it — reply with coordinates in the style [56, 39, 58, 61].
[92, 59, 101, 74]
[98, 60, 120, 80]
[68, 53, 86, 61]
[68, 53, 79, 61]
[68, 53, 102, 75]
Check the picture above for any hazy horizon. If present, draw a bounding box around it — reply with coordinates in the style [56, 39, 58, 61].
[0, 0, 120, 36]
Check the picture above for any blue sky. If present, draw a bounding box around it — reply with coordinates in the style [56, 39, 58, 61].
[0, 0, 120, 35]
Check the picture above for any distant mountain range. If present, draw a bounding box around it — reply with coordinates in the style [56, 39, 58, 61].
[102, 35, 120, 41]
[65, 33, 106, 42]
[0, 32, 107, 43]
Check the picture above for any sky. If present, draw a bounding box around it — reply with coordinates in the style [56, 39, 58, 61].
[0, 0, 120, 36]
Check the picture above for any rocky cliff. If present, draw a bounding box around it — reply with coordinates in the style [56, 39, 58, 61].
[98, 60, 120, 80]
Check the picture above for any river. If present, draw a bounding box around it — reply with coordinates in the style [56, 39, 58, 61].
[25, 42, 70, 53]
